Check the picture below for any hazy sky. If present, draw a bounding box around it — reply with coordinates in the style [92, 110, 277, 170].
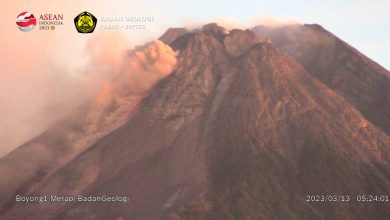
[2, 0, 389, 68]
[0, 0, 389, 156]
[162, 0, 389, 69]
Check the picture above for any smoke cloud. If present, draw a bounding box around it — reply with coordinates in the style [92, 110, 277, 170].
[0, 49, 91, 157]
[0, 27, 177, 157]
[0, 0, 166, 157]
[177, 16, 300, 38]
[77, 39, 178, 144]
[213, 16, 300, 30]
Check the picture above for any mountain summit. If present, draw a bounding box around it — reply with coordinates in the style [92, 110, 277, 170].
[1, 23, 390, 220]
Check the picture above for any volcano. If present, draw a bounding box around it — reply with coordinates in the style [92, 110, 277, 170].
[1, 23, 390, 220]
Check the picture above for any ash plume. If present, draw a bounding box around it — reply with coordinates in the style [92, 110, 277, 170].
[78, 39, 178, 143]
[0, 31, 177, 157]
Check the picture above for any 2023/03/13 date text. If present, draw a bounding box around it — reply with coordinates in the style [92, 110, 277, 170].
[306, 194, 390, 203]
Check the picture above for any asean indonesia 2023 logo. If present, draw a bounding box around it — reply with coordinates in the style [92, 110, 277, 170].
[16, 12, 36, 32]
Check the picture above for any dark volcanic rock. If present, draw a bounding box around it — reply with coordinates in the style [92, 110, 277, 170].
[159, 28, 189, 45]
[224, 29, 262, 57]
[201, 23, 227, 42]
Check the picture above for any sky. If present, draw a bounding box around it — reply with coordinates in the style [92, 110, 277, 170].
[162, 0, 389, 69]
[0, 0, 389, 156]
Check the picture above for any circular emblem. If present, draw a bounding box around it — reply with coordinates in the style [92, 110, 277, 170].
[74, 12, 97, 33]
[16, 12, 36, 32]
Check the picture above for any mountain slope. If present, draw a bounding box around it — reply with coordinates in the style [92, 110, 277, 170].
[0, 40, 176, 214]
[2, 24, 390, 220]
[252, 24, 390, 135]
[0, 95, 136, 214]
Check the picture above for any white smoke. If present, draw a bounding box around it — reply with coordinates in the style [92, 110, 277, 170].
[214, 16, 300, 30]
[0, 30, 178, 157]
[64, 38, 178, 152]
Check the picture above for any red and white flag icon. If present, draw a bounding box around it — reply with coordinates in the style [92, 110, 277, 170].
[16, 12, 36, 32]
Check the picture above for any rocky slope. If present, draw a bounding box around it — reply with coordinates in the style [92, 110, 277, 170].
[1, 23, 390, 220]
[0, 95, 134, 214]
[159, 28, 188, 45]
[252, 24, 390, 135]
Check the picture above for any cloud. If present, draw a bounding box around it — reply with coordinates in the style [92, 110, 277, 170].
[0, 0, 165, 157]
[248, 16, 300, 27]
[67, 39, 178, 150]
[213, 16, 300, 30]
[118, 40, 178, 95]
[0, 53, 92, 157]
[0, 24, 177, 157]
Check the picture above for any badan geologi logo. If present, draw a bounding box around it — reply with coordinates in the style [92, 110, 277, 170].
[74, 11, 97, 33]
[16, 12, 36, 32]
